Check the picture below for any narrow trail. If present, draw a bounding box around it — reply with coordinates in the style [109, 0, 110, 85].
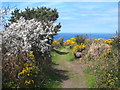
[53, 47, 87, 88]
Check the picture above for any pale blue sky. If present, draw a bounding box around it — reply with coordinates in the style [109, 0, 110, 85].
[2, 2, 118, 33]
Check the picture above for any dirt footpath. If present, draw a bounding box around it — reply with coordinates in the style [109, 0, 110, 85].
[54, 48, 87, 88]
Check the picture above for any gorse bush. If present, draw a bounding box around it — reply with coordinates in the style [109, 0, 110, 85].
[75, 35, 87, 44]
[64, 39, 76, 47]
[72, 43, 86, 52]
[95, 53, 119, 88]
[105, 39, 114, 46]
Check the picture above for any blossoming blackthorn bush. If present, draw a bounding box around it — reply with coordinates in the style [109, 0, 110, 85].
[3, 17, 59, 57]
[2, 16, 61, 88]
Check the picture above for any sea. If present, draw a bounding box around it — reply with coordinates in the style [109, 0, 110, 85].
[54, 33, 116, 41]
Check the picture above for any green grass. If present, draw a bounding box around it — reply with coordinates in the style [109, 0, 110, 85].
[47, 46, 70, 88]
[83, 68, 95, 74]
[84, 68, 97, 88]
[86, 74, 97, 88]
[51, 51, 59, 63]
[51, 46, 75, 62]
[63, 46, 75, 61]
[44, 79, 62, 88]
[65, 49, 75, 61]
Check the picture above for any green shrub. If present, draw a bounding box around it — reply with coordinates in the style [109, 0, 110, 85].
[75, 35, 87, 44]
[93, 49, 119, 88]
[58, 37, 64, 46]
[112, 35, 120, 50]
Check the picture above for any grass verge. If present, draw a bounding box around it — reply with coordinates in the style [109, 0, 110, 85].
[84, 68, 97, 88]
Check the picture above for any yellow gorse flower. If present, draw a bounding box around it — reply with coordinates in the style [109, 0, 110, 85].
[18, 66, 32, 76]
[72, 43, 86, 52]
[95, 38, 101, 41]
[24, 80, 31, 85]
[27, 51, 35, 60]
[105, 48, 112, 55]
[23, 58, 28, 61]
[53, 40, 58, 43]
[18, 51, 35, 77]
[24, 80, 34, 85]
[79, 43, 86, 49]
[27, 74, 30, 76]
[31, 80, 34, 83]
[105, 39, 113, 45]
[52, 40, 59, 47]
[17, 51, 35, 86]
[18, 72, 23, 76]
[70, 38, 76, 41]
[24, 63, 32, 66]
[65, 40, 71, 44]
[70, 41, 76, 46]
[64, 39, 76, 46]
[72, 45, 80, 52]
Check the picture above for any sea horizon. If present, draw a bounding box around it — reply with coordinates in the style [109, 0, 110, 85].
[57, 32, 116, 34]
[54, 32, 116, 41]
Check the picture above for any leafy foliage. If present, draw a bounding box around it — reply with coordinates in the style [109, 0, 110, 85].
[9, 7, 59, 22]
[75, 35, 87, 44]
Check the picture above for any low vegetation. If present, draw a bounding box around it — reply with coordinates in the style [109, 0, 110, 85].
[52, 35, 120, 88]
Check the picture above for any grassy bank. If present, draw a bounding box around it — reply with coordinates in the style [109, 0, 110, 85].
[84, 68, 97, 88]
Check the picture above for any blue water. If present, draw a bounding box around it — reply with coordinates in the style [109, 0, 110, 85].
[54, 33, 116, 41]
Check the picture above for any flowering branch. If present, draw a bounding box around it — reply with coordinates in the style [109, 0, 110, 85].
[3, 17, 60, 60]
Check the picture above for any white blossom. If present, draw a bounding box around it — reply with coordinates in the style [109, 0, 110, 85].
[3, 17, 58, 60]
